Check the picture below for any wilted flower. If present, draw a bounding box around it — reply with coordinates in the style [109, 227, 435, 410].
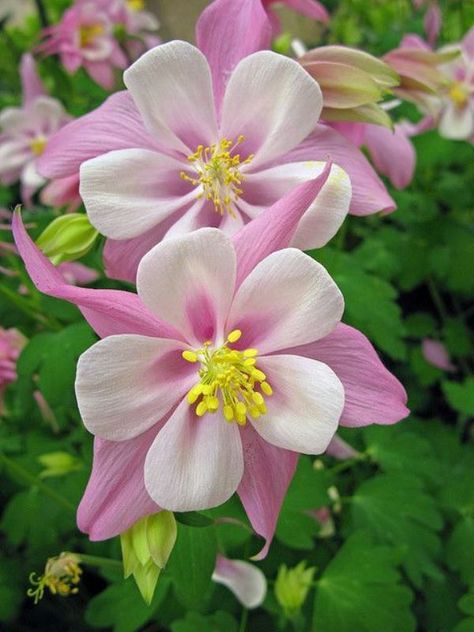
[275, 561, 315, 618]
[0, 55, 70, 206]
[0, 327, 25, 415]
[27, 552, 82, 604]
[212, 556, 267, 609]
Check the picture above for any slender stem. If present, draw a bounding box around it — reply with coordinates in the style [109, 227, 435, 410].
[427, 277, 449, 323]
[0, 285, 45, 323]
[34, 0, 49, 28]
[326, 454, 366, 476]
[239, 608, 248, 632]
[78, 554, 123, 571]
[0, 452, 76, 514]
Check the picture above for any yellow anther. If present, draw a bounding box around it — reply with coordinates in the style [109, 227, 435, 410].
[127, 0, 145, 10]
[244, 358, 256, 366]
[243, 348, 258, 357]
[27, 553, 82, 605]
[227, 329, 242, 343]
[261, 381, 273, 396]
[449, 82, 469, 108]
[79, 23, 104, 48]
[252, 392, 264, 406]
[30, 135, 47, 156]
[252, 369, 266, 382]
[207, 396, 219, 411]
[224, 405, 234, 421]
[182, 350, 198, 363]
[249, 406, 261, 419]
[196, 401, 208, 417]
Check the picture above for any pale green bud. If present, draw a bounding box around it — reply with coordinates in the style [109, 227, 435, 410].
[37, 451, 82, 478]
[120, 511, 177, 605]
[274, 561, 316, 618]
[36, 214, 98, 265]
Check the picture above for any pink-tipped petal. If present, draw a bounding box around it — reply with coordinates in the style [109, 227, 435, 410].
[37, 92, 156, 180]
[212, 556, 267, 609]
[124, 41, 217, 154]
[137, 228, 236, 346]
[325, 434, 360, 459]
[364, 123, 416, 190]
[221, 51, 322, 167]
[289, 323, 409, 427]
[196, 0, 272, 112]
[238, 423, 298, 560]
[77, 429, 159, 541]
[228, 249, 343, 353]
[144, 399, 244, 511]
[76, 335, 192, 440]
[253, 354, 343, 453]
[20, 54, 45, 106]
[12, 212, 177, 339]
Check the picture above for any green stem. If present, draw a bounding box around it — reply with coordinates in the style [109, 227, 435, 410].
[239, 608, 248, 632]
[78, 554, 123, 571]
[0, 285, 45, 323]
[34, 0, 49, 28]
[0, 452, 76, 514]
[326, 454, 366, 476]
[427, 277, 449, 323]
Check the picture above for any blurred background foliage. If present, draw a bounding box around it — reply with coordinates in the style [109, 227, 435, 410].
[0, 1, 473, 631]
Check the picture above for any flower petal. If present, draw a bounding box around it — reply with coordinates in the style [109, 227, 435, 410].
[238, 423, 298, 559]
[124, 41, 217, 155]
[76, 335, 193, 440]
[228, 249, 343, 353]
[364, 123, 416, 190]
[80, 148, 195, 239]
[212, 556, 267, 609]
[77, 430, 159, 541]
[439, 101, 474, 140]
[137, 228, 236, 346]
[252, 354, 343, 453]
[288, 323, 409, 427]
[221, 51, 322, 167]
[20, 54, 45, 107]
[144, 399, 244, 511]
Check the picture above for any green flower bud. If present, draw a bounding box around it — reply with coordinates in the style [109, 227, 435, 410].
[120, 511, 177, 605]
[274, 561, 316, 619]
[36, 214, 98, 265]
[37, 451, 82, 478]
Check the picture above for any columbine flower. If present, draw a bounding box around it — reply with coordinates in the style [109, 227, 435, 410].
[13, 182, 408, 557]
[0, 327, 25, 415]
[27, 553, 82, 604]
[39, 0, 128, 89]
[212, 556, 267, 609]
[39, 10, 395, 282]
[107, 0, 161, 59]
[0, 54, 70, 205]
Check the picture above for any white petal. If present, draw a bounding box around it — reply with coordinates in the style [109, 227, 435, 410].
[137, 228, 236, 346]
[75, 335, 193, 441]
[221, 51, 322, 169]
[252, 354, 344, 453]
[439, 102, 474, 140]
[228, 249, 344, 354]
[124, 41, 218, 155]
[80, 148, 196, 239]
[144, 399, 244, 511]
[212, 557, 267, 609]
[21, 160, 45, 189]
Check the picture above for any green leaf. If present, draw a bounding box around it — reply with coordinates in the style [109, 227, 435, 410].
[175, 512, 214, 528]
[442, 378, 474, 416]
[447, 517, 474, 586]
[168, 523, 217, 610]
[313, 532, 415, 632]
[350, 474, 442, 586]
[454, 590, 474, 632]
[171, 611, 238, 632]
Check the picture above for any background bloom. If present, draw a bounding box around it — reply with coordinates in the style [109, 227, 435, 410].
[0, 327, 25, 415]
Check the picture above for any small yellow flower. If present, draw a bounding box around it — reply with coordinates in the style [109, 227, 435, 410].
[27, 553, 82, 604]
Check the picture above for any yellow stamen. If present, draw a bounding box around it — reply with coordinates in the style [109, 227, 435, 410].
[180, 136, 253, 217]
[30, 135, 47, 156]
[448, 82, 469, 108]
[183, 332, 272, 425]
[79, 23, 105, 48]
[126, 0, 145, 10]
[27, 553, 82, 605]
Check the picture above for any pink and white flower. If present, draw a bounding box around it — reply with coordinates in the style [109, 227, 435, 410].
[0, 55, 70, 206]
[212, 556, 267, 609]
[39, 0, 128, 89]
[13, 181, 408, 557]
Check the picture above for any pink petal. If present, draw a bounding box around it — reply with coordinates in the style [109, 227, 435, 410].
[253, 354, 343, 453]
[144, 399, 244, 511]
[212, 556, 267, 609]
[37, 91, 157, 180]
[276, 0, 330, 23]
[278, 124, 396, 215]
[232, 165, 332, 288]
[77, 429, 159, 541]
[238, 423, 298, 560]
[196, 0, 272, 113]
[422, 339, 456, 372]
[424, 3, 441, 47]
[76, 335, 192, 440]
[20, 54, 45, 107]
[123, 41, 217, 154]
[289, 323, 409, 427]
[136, 228, 236, 346]
[84, 60, 116, 90]
[228, 249, 343, 353]
[221, 51, 322, 167]
[40, 174, 81, 210]
[325, 434, 360, 459]
[57, 261, 99, 285]
[363, 123, 416, 190]
[12, 212, 178, 339]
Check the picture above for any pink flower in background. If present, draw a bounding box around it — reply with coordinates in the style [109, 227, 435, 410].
[13, 179, 408, 556]
[212, 556, 267, 608]
[422, 339, 456, 372]
[39, 0, 128, 89]
[412, 0, 442, 47]
[107, 0, 161, 59]
[0, 327, 25, 414]
[262, 0, 329, 34]
[0, 55, 70, 206]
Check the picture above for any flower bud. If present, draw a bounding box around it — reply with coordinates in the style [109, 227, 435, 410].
[37, 451, 82, 478]
[36, 213, 98, 265]
[274, 561, 316, 618]
[120, 511, 177, 605]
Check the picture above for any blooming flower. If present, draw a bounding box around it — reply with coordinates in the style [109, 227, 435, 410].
[39, 9, 395, 282]
[107, 0, 161, 59]
[13, 176, 408, 557]
[212, 556, 267, 609]
[0, 54, 70, 205]
[39, 0, 128, 89]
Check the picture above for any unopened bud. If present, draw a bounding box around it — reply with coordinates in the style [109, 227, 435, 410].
[275, 561, 316, 618]
[36, 213, 98, 265]
[37, 451, 82, 478]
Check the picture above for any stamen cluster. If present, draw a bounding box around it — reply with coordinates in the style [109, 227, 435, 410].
[180, 136, 254, 217]
[182, 329, 272, 425]
[27, 552, 82, 604]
